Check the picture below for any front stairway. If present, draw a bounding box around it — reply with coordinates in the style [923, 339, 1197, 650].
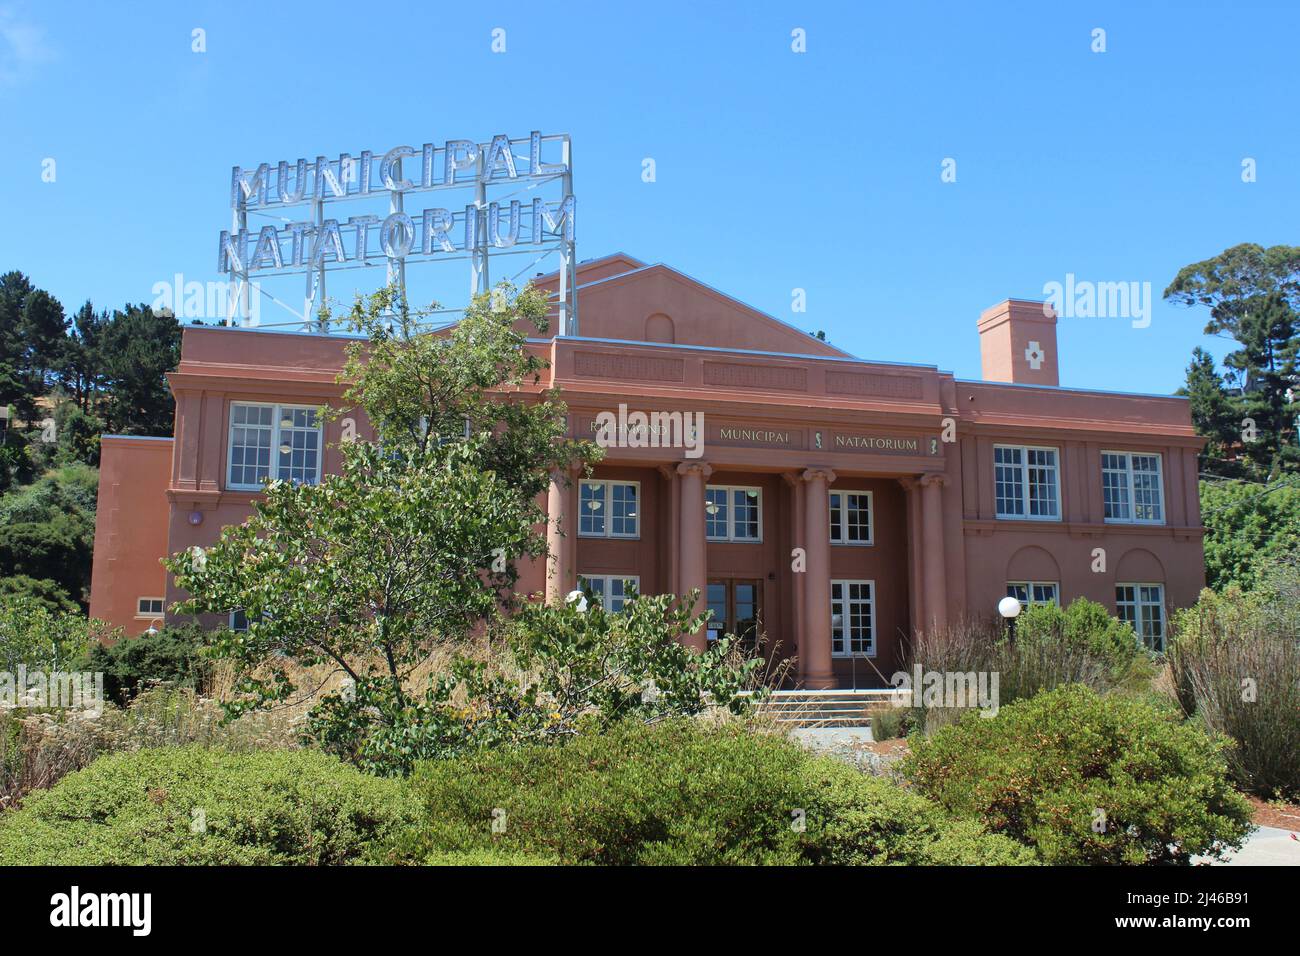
[746, 689, 906, 729]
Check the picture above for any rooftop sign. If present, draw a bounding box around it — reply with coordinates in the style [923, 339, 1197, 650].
[216, 131, 577, 332]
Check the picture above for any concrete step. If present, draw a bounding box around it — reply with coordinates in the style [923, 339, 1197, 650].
[746, 689, 906, 729]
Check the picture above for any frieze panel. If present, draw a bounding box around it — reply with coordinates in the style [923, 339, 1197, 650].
[826, 370, 924, 400]
[573, 351, 685, 383]
[703, 362, 808, 391]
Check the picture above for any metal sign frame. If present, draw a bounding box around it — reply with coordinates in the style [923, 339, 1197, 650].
[219, 132, 577, 334]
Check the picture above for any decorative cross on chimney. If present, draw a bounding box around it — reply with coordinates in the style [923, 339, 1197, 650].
[978, 300, 1059, 386]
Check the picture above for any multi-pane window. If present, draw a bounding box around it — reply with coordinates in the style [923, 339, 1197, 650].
[136, 597, 164, 617]
[578, 480, 640, 538]
[706, 486, 762, 542]
[830, 580, 875, 657]
[227, 403, 321, 490]
[994, 444, 1059, 520]
[1116, 584, 1165, 652]
[704, 487, 729, 539]
[578, 574, 638, 612]
[1006, 581, 1060, 608]
[1102, 452, 1164, 524]
[829, 491, 873, 545]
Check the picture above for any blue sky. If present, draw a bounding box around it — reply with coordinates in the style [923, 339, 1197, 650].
[2, 0, 1297, 394]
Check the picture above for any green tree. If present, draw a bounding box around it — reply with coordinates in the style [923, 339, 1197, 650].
[167, 284, 599, 766]
[1165, 244, 1300, 479]
[1199, 476, 1300, 591]
[0, 427, 36, 495]
[0, 513, 93, 606]
[0, 575, 79, 615]
[51, 400, 102, 467]
[0, 595, 96, 672]
[99, 304, 181, 435]
[0, 271, 35, 420]
[1179, 347, 1243, 478]
[58, 300, 108, 414]
[0, 463, 98, 609]
[19, 289, 68, 399]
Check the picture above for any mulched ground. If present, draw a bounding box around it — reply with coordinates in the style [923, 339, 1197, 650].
[1248, 796, 1300, 832]
[859, 738, 909, 758]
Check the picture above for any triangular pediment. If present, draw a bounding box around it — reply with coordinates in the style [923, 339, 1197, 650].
[526, 254, 850, 358]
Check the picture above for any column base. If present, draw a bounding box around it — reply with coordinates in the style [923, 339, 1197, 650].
[800, 672, 836, 690]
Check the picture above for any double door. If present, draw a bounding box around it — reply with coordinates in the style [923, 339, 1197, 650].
[706, 578, 761, 651]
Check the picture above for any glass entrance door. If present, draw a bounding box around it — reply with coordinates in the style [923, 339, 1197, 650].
[706, 578, 762, 651]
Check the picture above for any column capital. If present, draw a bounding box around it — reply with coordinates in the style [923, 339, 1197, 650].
[549, 461, 585, 481]
[658, 463, 679, 481]
[801, 467, 836, 485]
[676, 461, 713, 479]
[897, 476, 918, 492]
[781, 471, 802, 489]
[919, 472, 948, 489]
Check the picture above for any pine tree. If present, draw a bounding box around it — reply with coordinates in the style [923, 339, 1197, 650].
[0, 271, 34, 420]
[1165, 244, 1300, 480]
[99, 304, 182, 435]
[57, 301, 108, 413]
[19, 290, 68, 397]
[1181, 348, 1243, 478]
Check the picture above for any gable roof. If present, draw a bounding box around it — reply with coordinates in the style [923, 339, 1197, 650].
[528, 254, 851, 358]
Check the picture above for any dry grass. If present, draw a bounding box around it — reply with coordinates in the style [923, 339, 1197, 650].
[0, 684, 304, 812]
[1169, 615, 1300, 799]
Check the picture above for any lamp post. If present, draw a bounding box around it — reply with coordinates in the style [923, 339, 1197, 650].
[144, 618, 163, 636]
[997, 596, 1021, 641]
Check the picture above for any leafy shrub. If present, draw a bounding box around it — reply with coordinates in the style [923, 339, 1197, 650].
[1200, 477, 1300, 592]
[0, 595, 103, 672]
[0, 747, 415, 865]
[0, 463, 98, 524]
[82, 623, 215, 703]
[904, 600, 1150, 732]
[309, 592, 762, 777]
[1, 685, 301, 811]
[1016, 599, 1145, 671]
[0, 464, 98, 609]
[0, 430, 36, 494]
[0, 575, 79, 615]
[51, 402, 103, 468]
[422, 848, 558, 866]
[904, 684, 1253, 865]
[386, 719, 1034, 866]
[1170, 576, 1300, 799]
[870, 706, 914, 740]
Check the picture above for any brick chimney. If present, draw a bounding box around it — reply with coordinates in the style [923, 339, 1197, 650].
[978, 299, 1059, 387]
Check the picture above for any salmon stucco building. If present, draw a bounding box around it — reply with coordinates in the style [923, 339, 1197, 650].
[89, 253, 1205, 688]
